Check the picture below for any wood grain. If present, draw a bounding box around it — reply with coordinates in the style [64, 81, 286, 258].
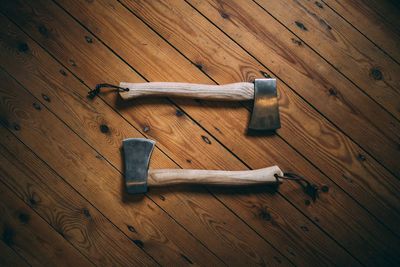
[1, 0, 399, 265]
[0, 182, 93, 267]
[0, 46, 227, 267]
[0, 13, 301, 266]
[323, 0, 400, 63]
[185, 0, 400, 176]
[132, 0, 400, 233]
[0, 3, 362, 266]
[0, 129, 159, 266]
[12, 2, 400, 266]
[148, 166, 283, 186]
[0, 241, 29, 267]
[0, 10, 325, 267]
[120, 0, 400, 242]
[254, 0, 400, 120]
[120, 81, 254, 100]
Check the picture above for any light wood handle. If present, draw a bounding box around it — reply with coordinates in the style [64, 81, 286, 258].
[119, 82, 254, 101]
[147, 166, 283, 186]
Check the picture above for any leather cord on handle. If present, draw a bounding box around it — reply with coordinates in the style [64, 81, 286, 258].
[275, 173, 319, 201]
[88, 83, 129, 99]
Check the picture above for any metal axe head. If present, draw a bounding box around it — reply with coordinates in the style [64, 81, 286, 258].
[248, 78, 280, 131]
[122, 138, 155, 194]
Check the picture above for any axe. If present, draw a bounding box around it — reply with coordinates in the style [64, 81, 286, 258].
[123, 138, 284, 194]
[89, 79, 280, 131]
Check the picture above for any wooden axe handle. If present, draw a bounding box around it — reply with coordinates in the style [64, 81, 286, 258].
[119, 82, 254, 101]
[147, 166, 283, 186]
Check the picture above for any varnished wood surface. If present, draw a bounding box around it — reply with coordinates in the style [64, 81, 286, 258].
[0, 0, 399, 266]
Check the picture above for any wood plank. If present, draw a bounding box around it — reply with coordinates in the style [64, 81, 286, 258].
[102, 2, 398, 253]
[0, 181, 93, 267]
[0, 241, 29, 267]
[0, 15, 304, 267]
[185, 0, 400, 177]
[121, 0, 400, 238]
[0, 55, 227, 266]
[0, 1, 370, 266]
[323, 0, 400, 63]
[0, 7, 356, 266]
[0, 130, 161, 266]
[253, 0, 400, 120]
[6, 0, 399, 265]
[359, 0, 400, 30]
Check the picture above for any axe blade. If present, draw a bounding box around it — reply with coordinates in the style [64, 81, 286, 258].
[248, 78, 280, 131]
[123, 138, 155, 194]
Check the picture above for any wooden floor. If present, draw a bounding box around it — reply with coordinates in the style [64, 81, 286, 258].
[0, 0, 399, 266]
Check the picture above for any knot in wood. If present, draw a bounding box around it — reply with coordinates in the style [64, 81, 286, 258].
[370, 68, 383, 80]
[85, 35, 93, 43]
[356, 153, 366, 161]
[260, 70, 271, 78]
[175, 109, 184, 117]
[59, 69, 67, 76]
[201, 135, 211, 144]
[38, 25, 49, 37]
[17, 42, 29, 53]
[2, 226, 15, 245]
[321, 185, 329, 192]
[127, 225, 137, 233]
[295, 21, 308, 31]
[328, 87, 338, 96]
[33, 102, 41, 110]
[18, 212, 30, 223]
[315, 1, 323, 8]
[82, 208, 91, 218]
[42, 93, 51, 102]
[99, 124, 109, 133]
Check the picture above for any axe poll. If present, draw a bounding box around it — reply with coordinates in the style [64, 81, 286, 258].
[89, 79, 280, 131]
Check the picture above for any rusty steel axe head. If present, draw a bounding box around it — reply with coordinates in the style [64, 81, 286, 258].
[123, 138, 155, 194]
[249, 78, 280, 131]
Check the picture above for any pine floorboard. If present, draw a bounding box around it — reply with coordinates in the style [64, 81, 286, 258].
[0, 0, 399, 266]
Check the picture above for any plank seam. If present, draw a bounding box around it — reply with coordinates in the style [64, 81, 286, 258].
[183, 0, 399, 179]
[0, 239, 33, 267]
[3, 3, 287, 262]
[118, 0, 400, 252]
[0, 171, 97, 266]
[251, 0, 400, 123]
[0, 67, 163, 266]
[0, 31, 227, 263]
[42, 2, 302, 263]
[54, 1, 355, 264]
[3, 2, 396, 264]
[56, 0, 366, 263]
[184, 0, 400, 234]
[51, 0, 398, 260]
[321, 0, 400, 66]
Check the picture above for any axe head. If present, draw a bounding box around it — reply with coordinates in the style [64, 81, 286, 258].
[248, 78, 280, 131]
[123, 138, 155, 194]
